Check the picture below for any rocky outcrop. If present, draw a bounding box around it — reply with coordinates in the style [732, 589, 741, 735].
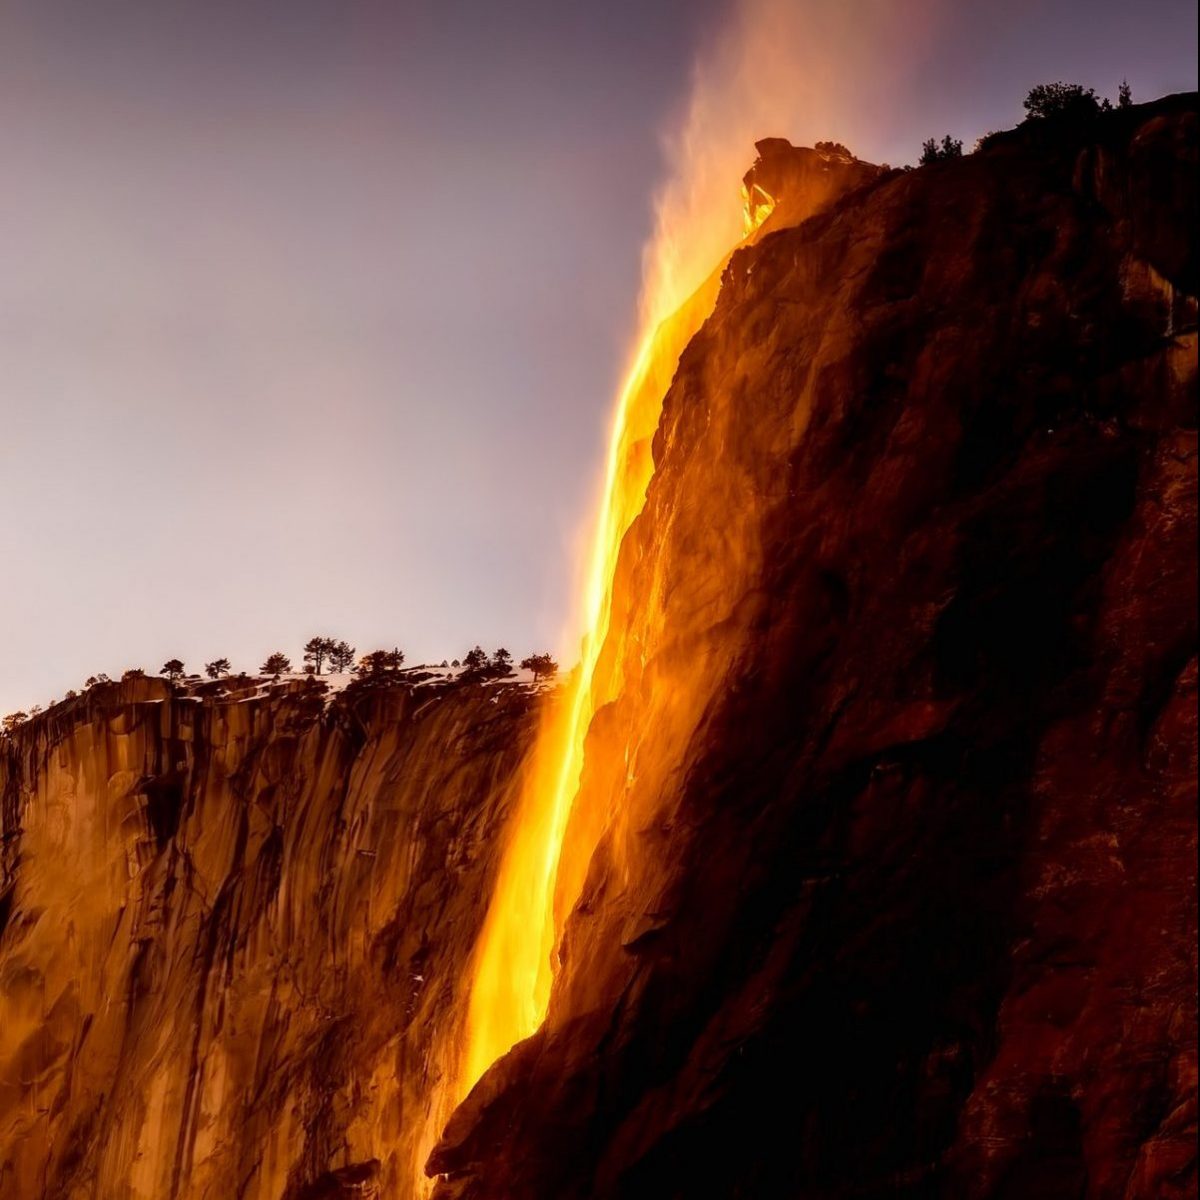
[430, 95, 1197, 1198]
[742, 137, 884, 231]
[0, 676, 537, 1199]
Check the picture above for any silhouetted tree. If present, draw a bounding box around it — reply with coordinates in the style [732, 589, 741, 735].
[162, 658, 185, 682]
[1023, 81, 1099, 122]
[303, 636, 334, 674]
[261, 652, 291, 677]
[462, 646, 488, 673]
[3, 712, 27, 733]
[919, 134, 963, 164]
[358, 650, 386, 677]
[520, 653, 559, 683]
[358, 648, 403, 677]
[205, 658, 231, 680]
[123, 668, 145, 680]
[1118, 79, 1132, 109]
[328, 639, 356, 673]
[451, 659, 461, 668]
[63, 690, 78, 701]
[491, 648, 514, 676]
[815, 140, 852, 157]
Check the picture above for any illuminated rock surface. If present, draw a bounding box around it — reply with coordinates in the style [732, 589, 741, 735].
[2, 95, 1197, 1199]
[0, 676, 536, 1198]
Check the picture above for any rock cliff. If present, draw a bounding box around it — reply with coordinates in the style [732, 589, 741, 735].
[2, 94, 1196, 1200]
[429, 95, 1197, 1198]
[0, 676, 537, 1198]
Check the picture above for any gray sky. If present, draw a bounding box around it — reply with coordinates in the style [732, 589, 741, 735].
[1, 0, 1195, 713]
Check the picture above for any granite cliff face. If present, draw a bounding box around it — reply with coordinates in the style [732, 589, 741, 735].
[0, 676, 536, 1198]
[3, 95, 1197, 1200]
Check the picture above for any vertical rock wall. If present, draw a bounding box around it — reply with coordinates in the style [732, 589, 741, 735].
[430, 96, 1197, 1200]
[0, 677, 535, 1199]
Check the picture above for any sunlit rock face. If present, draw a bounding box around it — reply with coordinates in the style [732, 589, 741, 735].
[431, 95, 1197, 1197]
[741, 136, 884, 232]
[457, 135, 889, 1105]
[0, 675, 536, 1199]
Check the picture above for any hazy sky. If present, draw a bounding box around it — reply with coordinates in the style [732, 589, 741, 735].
[1, 0, 1195, 712]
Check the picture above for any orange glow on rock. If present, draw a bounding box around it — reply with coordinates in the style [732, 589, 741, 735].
[446, 0, 919, 1130]
[456, 186, 752, 1099]
[459, 304, 707, 1092]
[454, 135, 885, 1107]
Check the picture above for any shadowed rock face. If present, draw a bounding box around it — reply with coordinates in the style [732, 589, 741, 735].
[2, 96, 1196, 1200]
[0, 676, 537, 1199]
[429, 95, 1197, 1198]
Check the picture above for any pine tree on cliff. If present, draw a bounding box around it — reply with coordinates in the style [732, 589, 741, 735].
[359, 650, 385, 677]
[303, 637, 332, 674]
[919, 135, 963, 164]
[359, 648, 405, 677]
[162, 659, 185, 682]
[1119, 79, 1133, 108]
[491, 647, 514, 676]
[328, 640, 356, 674]
[460, 646, 488, 679]
[520, 652, 559, 683]
[261, 652, 291, 677]
[205, 658, 231, 680]
[2, 712, 27, 734]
